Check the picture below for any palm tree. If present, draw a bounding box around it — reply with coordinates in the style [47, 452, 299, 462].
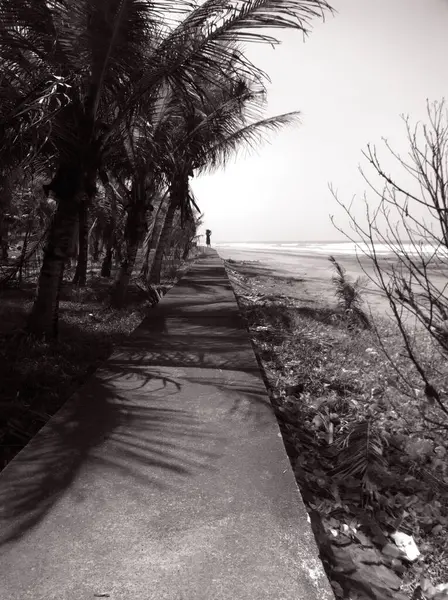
[30, 1, 169, 337]
[107, 101, 175, 307]
[92, 174, 128, 277]
[99, 0, 332, 304]
[0, 0, 170, 337]
[139, 188, 170, 279]
[149, 75, 300, 283]
[0, 0, 332, 337]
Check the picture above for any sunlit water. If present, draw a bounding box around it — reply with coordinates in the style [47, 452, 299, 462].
[214, 241, 448, 258]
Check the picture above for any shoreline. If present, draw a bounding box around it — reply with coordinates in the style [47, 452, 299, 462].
[215, 246, 392, 315]
[215, 245, 448, 318]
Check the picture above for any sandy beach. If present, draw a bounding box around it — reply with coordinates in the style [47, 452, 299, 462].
[215, 245, 392, 315]
[217, 245, 448, 596]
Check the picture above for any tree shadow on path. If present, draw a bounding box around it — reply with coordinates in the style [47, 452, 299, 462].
[0, 298, 273, 548]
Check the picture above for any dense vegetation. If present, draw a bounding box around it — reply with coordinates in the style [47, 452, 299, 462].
[0, 0, 332, 339]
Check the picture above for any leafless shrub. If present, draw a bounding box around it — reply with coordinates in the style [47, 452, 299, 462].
[330, 99, 448, 429]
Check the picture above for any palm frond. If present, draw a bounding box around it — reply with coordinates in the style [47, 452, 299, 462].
[332, 419, 387, 483]
[187, 185, 201, 214]
[329, 255, 371, 328]
[122, 0, 333, 119]
[198, 111, 301, 172]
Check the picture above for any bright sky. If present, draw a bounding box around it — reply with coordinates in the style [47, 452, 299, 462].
[191, 0, 448, 242]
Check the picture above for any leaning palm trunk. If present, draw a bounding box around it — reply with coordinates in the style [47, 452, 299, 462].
[182, 225, 197, 260]
[140, 194, 168, 279]
[149, 194, 178, 285]
[140, 228, 155, 279]
[111, 201, 147, 308]
[72, 199, 89, 286]
[150, 174, 190, 284]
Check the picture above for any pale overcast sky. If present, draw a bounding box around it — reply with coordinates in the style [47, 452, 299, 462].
[191, 0, 448, 242]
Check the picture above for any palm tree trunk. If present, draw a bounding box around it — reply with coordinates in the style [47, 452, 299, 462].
[140, 195, 168, 279]
[72, 199, 89, 286]
[101, 242, 113, 277]
[27, 192, 80, 339]
[149, 196, 177, 285]
[100, 216, 117, 277]
[111, 202, 146, 308]
[179, 219, 196, 261]
[182, 236, 193, 260]
[27, 163, 83, 339]
[111, 242, 139, 309]
[140, 229, 153, 279]
[0, 220, 8, 261]
[0, 173, 13, 262]
[92, 230, 100, 262]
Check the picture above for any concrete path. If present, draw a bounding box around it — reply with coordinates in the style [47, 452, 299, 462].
[0, 250, 333, 600]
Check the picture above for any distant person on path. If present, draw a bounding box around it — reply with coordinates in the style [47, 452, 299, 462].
[206, 229, 212, 247]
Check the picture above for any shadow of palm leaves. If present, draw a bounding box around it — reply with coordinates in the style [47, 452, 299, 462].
[0, 365, 221, 547]
[0, 259, 267, 548]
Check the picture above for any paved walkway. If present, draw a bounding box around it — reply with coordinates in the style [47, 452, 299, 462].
[0, 250, 333, 600]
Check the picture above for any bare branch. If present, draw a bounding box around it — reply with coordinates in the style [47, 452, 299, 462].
[330, 100, 448, 427]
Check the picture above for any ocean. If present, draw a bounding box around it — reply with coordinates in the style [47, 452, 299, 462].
[213, 240, 446, 258]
